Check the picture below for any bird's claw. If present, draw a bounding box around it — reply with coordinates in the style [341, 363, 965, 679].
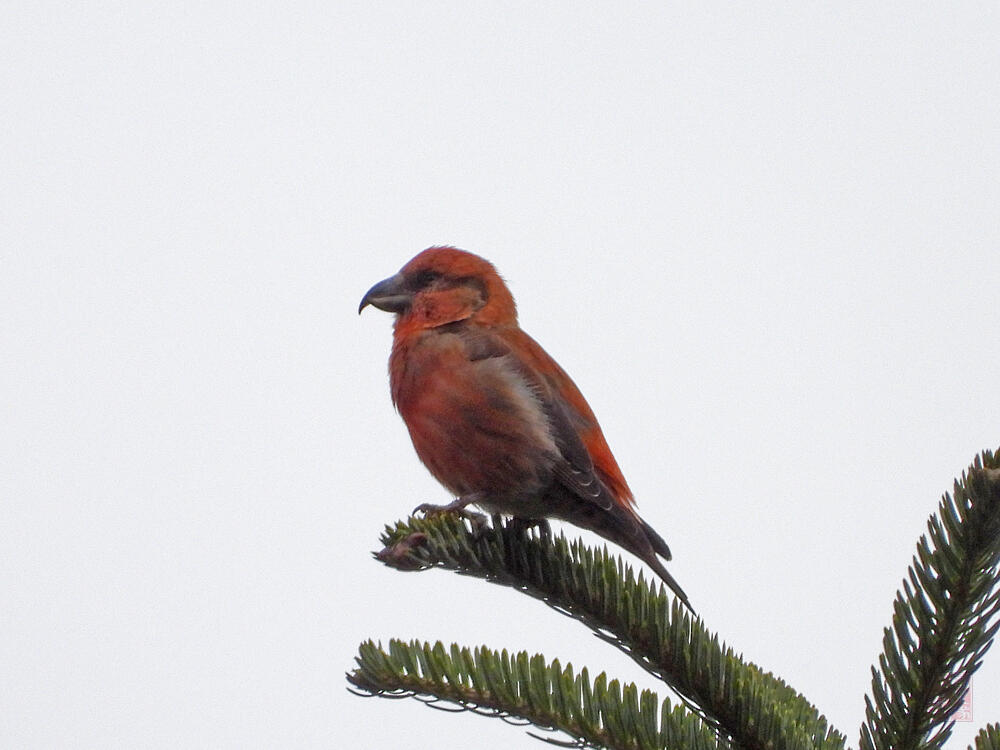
[412, 501, 450, 516]
[412, 499, 488, 531]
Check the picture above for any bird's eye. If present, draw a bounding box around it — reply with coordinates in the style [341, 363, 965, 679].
[411, 270, 440, 289]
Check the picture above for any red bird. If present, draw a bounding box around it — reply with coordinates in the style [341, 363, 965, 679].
[360, 246, 690, 610]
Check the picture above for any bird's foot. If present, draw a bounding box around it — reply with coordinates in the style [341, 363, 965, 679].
[413, 494, 488, 530]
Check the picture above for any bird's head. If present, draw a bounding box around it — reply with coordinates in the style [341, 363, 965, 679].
[359, 246, 517, 331]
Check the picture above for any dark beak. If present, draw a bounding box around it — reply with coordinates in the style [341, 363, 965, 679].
[359, 273, 411, 314]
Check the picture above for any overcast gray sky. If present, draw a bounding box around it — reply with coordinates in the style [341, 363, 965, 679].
[3, 2, 999, 748]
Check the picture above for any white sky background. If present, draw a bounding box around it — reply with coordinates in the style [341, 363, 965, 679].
[2, 2, 999, 748]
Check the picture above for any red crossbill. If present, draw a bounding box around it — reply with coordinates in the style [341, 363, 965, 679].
[360, 246, 690, 610]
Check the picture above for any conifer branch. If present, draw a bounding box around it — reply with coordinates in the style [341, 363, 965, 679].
[860, 450, 1000, 750]
[971, 723, 1000, 750]
[349, 448, 1000, 750]
[366, 513, 844, 750]
[347, 639, 725, 750]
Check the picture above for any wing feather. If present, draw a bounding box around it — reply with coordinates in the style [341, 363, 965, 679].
[457, 326, 622, 513]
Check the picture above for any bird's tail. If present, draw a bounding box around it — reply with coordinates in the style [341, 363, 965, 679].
[547, 489, 694, 613]
[638, 543, 693, 613]
[612, 514, 693, 613]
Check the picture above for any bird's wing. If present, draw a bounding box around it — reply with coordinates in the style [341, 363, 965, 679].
[461, 325, 632, 513]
